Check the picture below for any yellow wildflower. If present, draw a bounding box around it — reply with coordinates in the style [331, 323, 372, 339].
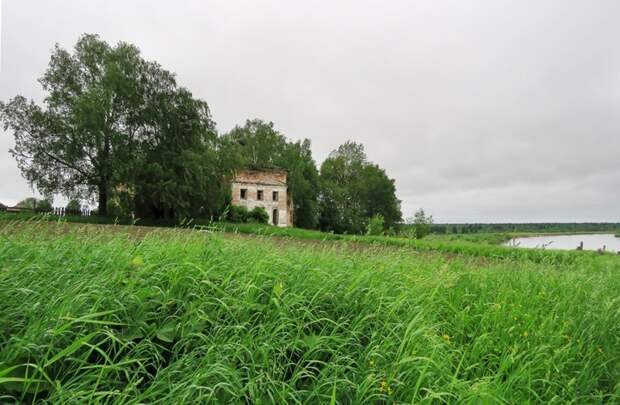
[131, 255, 144, 267]
[522, 331, 529, 338]
[379, 379, 392, 395]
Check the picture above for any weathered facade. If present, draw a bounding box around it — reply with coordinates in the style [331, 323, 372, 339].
[231, 169, 293, 227]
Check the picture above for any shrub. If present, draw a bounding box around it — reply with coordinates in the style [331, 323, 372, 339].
[248, 207, 269, 224]
[16, 197, 53, 213]
[65, 199, 82, 215]
[35, 199, 53, 213]
[407, 209, 433, 239]
[228, 205, 249, 223]
[16, 197, 38, 210]
[366, 214, 385, 235]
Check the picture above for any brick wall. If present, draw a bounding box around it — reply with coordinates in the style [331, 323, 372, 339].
[231, 169, 293, 227]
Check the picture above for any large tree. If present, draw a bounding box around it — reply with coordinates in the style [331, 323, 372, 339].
[319, 141, 402, 233]
[133, 86, 232, 219]
[1, 34, 183, 215]
[222, 119, 320, 228]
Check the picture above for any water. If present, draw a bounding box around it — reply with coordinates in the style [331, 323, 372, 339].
[506, 234, 620, 253]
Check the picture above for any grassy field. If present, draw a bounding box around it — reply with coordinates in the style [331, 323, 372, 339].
[1, 221, 619, 403]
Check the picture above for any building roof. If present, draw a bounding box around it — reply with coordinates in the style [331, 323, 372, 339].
[233, 168, 288, 187]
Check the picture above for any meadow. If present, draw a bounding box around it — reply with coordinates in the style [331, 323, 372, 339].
[1, 220, 620, 403]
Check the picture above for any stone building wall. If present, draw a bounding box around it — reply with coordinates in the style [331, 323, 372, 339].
[231, 169, 293, 227]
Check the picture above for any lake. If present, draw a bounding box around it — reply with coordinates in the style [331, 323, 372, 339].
[506, 234, 620, 253]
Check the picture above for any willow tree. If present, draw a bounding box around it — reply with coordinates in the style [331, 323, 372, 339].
[1, 34, 172, 215]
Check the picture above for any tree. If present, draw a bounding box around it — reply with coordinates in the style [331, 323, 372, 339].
[16, 198, 39, 210]
[1, 34, 179, 216]
[16, 197, 53, 212]
[35, 199, 53, 213]
[281, 139, 320, 228]
[65, 199, 82, 214]
[319, 142, 402, 234]
[222, 119, 320, 228]
[408, 209, 433, 239]
[132, 87, 229, 219]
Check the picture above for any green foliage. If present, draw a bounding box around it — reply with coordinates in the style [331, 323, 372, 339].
[16, 198, 39, 210]
[65, 199, 81, 213]
[226, 206, 269, 224]
[0, 222, 619, 403]
[319, 141, 402, 234]
[0, 35, 149, 215]
[222, 120, 320, 228]
[366, 214, 385, 235]
[425, 232, 513, 245]
[227, 205, 249, 223]
[248, 206, 269, 224]
[16, 197, 53, 212]
[132, 88, 230, 220]
[0, 34, 230, 219]
[35, 199, 53, 213]
[409, 208, 433, 239]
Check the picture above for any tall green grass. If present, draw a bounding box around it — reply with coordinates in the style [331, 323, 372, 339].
[1, 222, 619, 403]
[218, 222, 605, 265]
[0, 213, 611, 265]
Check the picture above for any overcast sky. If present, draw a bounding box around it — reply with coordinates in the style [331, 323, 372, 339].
[1, 0, 619, 222]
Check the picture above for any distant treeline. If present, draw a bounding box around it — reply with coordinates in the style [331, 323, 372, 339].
[429, 223, 620, 234]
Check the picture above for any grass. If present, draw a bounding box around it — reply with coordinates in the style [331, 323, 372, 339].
[1, 221, 619, 403]
[424, 232, 513, 245]
[216, 222, 609, 265]
[0, 212, 611, 266]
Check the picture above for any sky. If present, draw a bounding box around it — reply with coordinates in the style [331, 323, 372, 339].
[1, 0, 619, 222]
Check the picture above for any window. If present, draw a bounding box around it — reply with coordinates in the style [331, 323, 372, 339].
[272, 191, 279, 201]
[257, 190, 264, 201]
[240, 188, 247, 200]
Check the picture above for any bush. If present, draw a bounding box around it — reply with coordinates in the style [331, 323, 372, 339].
[35, 199, 53, 213]
[408, 209, 433, 239]
[16, 197, 53, 213]
[65, 199, 82, 215]
[16, 197, 38, 210]
[366, 214, 385, 235]
[248, 207, 269, 224]
[228, 205, 249, 223]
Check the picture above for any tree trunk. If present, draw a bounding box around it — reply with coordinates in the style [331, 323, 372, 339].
[98, 185, 108, 216]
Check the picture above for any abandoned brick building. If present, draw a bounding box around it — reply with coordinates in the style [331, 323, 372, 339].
[231, 169, 293, 227]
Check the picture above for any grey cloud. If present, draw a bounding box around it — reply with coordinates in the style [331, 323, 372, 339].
[1, 0, 618, 221]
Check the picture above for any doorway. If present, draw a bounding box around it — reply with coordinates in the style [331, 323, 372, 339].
[272, 209, 279, 226]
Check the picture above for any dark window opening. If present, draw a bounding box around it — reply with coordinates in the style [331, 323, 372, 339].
[272, 191, 279, 201]
[257, 190, 264, 201]
[240, 189, 247, 200]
